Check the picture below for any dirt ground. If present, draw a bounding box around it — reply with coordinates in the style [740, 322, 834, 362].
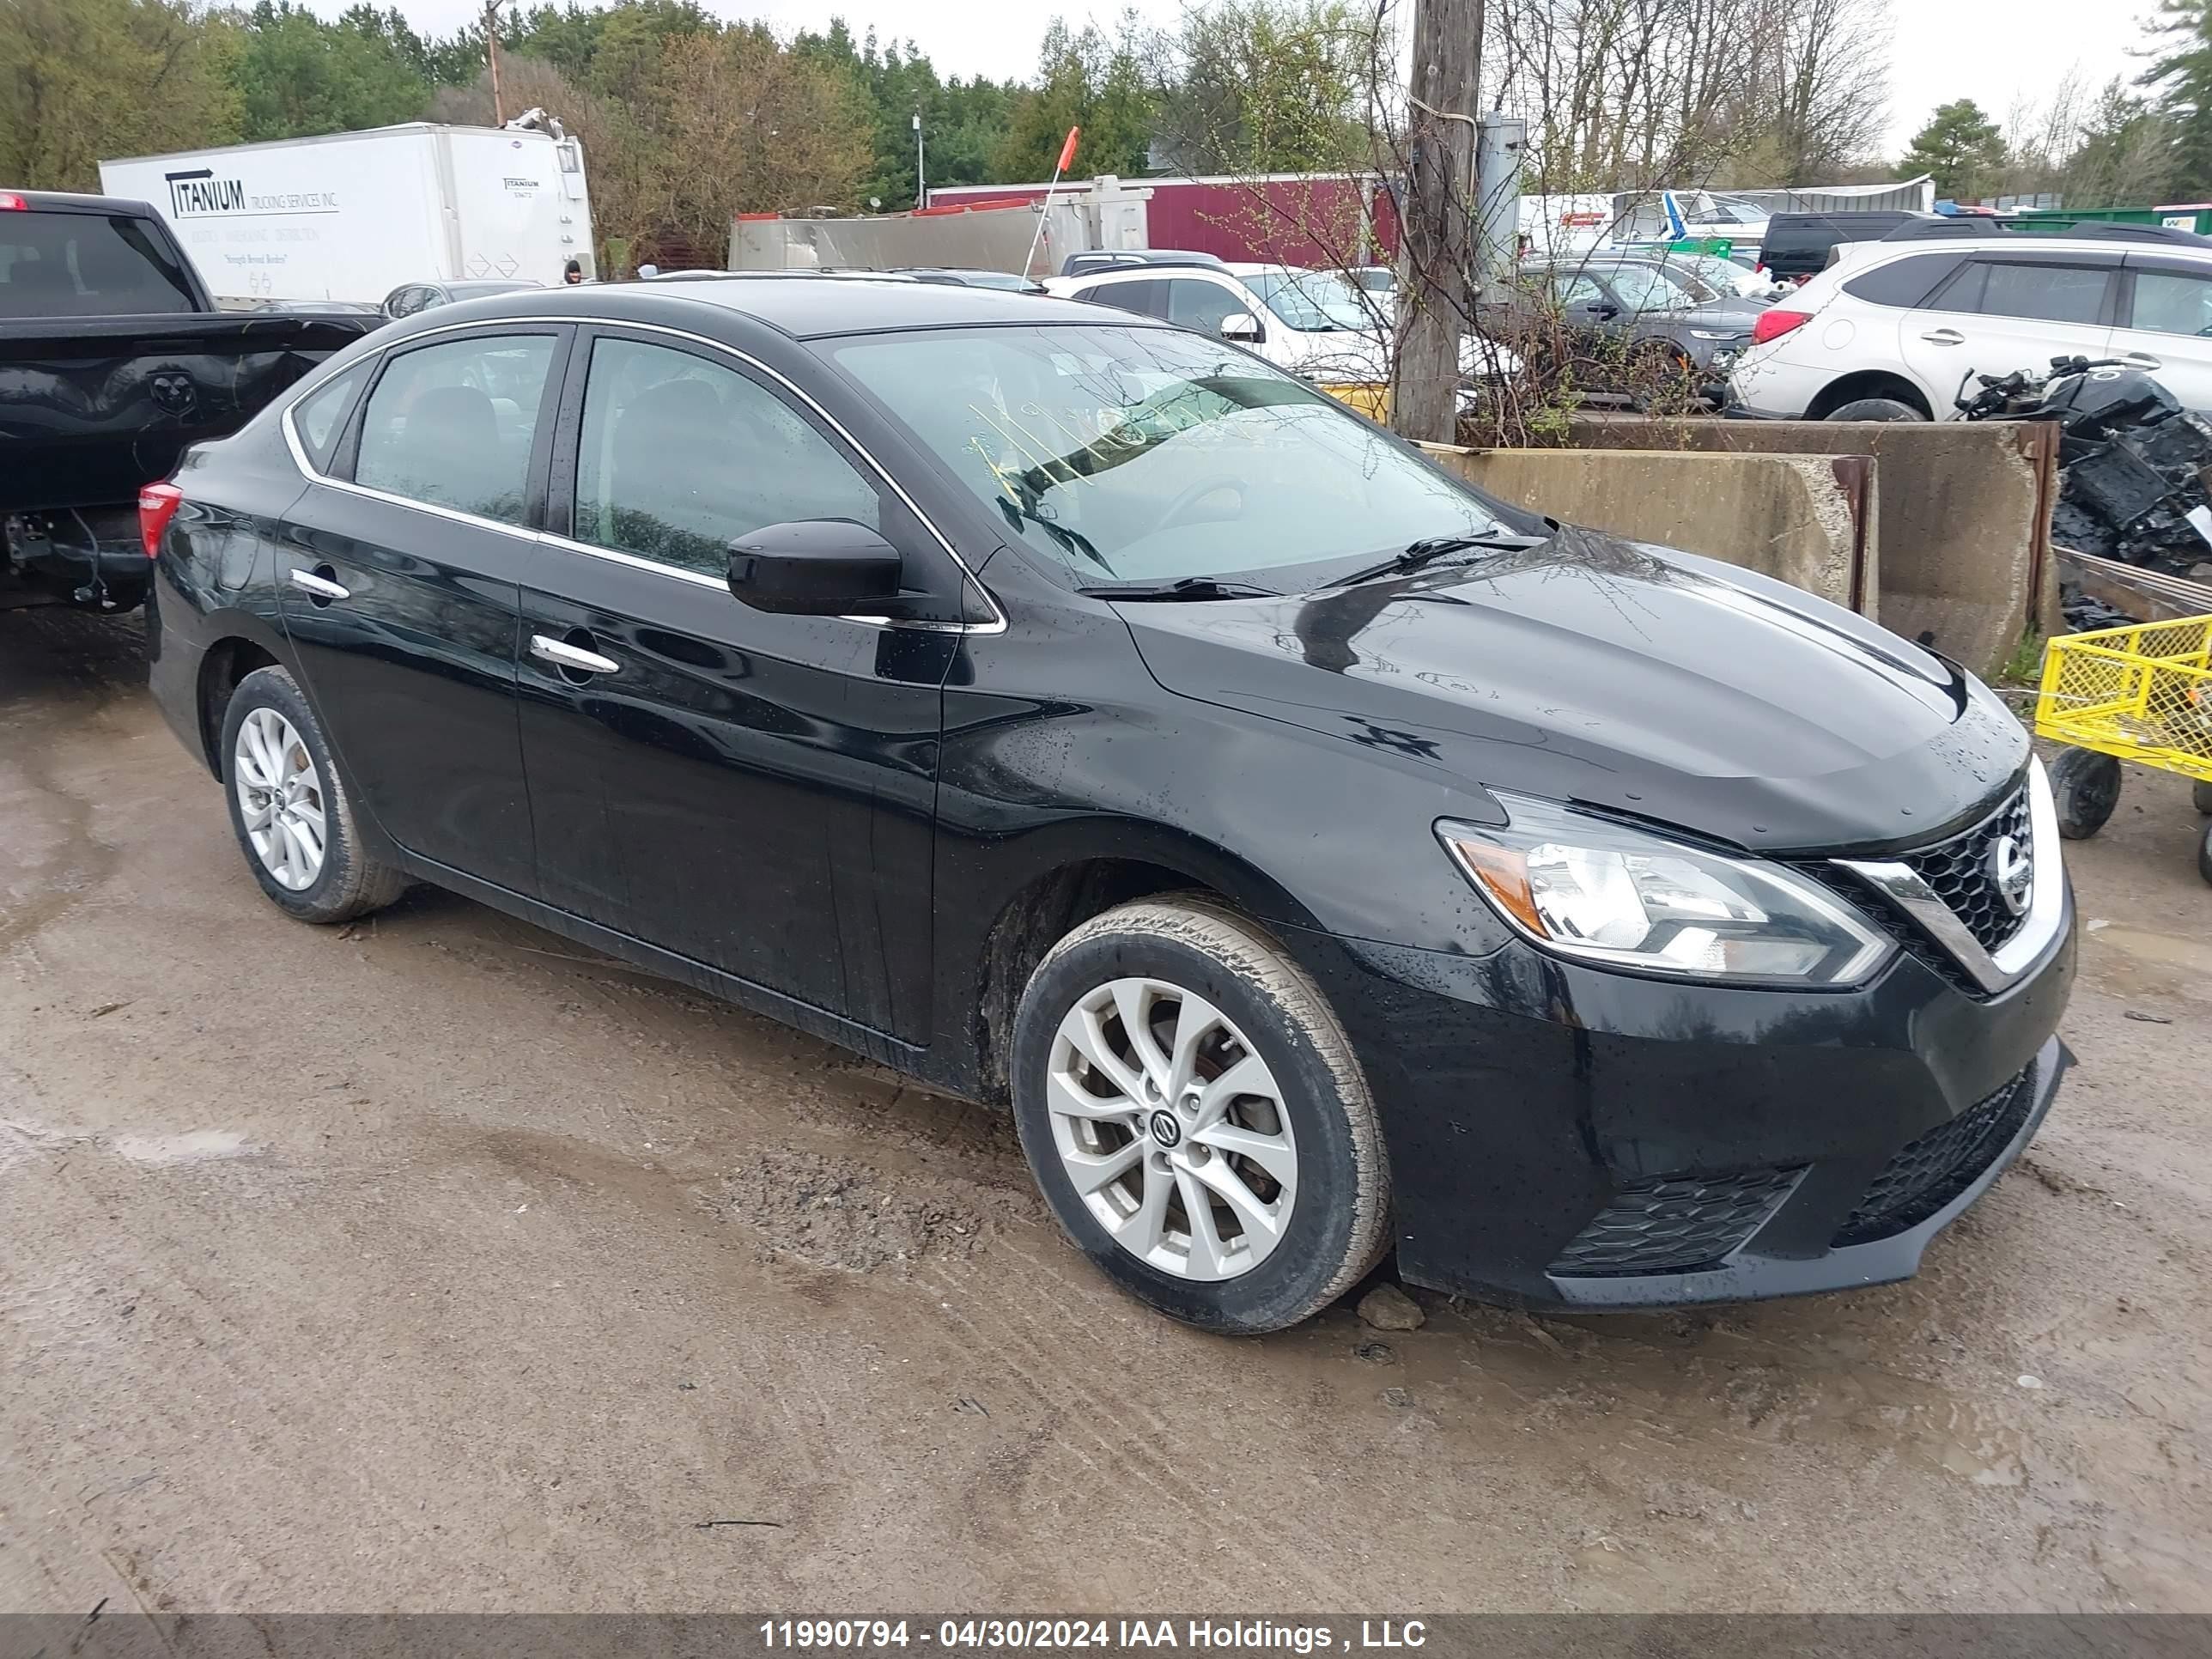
[2, 607, 2208, 1616]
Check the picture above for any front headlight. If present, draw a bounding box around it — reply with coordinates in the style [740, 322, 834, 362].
[1688, 328, 1744, 342]
[1437, 794, 1893, 987]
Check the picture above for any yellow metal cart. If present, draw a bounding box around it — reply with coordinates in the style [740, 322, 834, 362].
[2034, 614, 2212, 884]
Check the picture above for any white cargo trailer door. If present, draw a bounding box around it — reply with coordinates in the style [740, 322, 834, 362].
[446, 129, 586, 287]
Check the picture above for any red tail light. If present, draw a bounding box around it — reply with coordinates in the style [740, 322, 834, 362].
[0, 191, 27, 211]
[138, 482, 184, 556]
[1751, 308, 1810, 347]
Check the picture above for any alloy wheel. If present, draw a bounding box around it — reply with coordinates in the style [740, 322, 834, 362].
[1045, 976, 1297, 1280]
[234, 707, 327, 891]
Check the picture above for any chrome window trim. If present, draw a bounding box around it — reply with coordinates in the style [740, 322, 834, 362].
[1832, 757, 2065, 995]
[277, 312, 1006, 635]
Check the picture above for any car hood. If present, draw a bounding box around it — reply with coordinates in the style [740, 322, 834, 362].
[1115, 526, 2027, 855]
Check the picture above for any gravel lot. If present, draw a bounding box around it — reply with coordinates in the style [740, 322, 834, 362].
[3, 608, 2208, 1613]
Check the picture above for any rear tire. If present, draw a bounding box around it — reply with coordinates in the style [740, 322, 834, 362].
[1825, 397, 1925, 422]
[1010, 896, 1390, 1334]
[2049, 747, 2123, 841]
[221, 665, 409, 924]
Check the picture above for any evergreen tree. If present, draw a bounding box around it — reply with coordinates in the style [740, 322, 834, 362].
[1899, 99, 2008, 200]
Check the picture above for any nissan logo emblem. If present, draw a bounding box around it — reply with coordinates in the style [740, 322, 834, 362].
[1990, 833, 2033, 917]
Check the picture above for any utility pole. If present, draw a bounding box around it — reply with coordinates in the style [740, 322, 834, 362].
[482, 0, 507, 126]
[914, 112, 925, 210]
[1390, 0, 1481, 444]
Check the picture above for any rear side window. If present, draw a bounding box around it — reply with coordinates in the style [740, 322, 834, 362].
[0, 211, 198, 318]
[353, 335, 556, 524]
[571, 336, 879, 579]
[1080, 278, 1168, 319]
[1940, 260, 2112, 325]
[1842, 252, 1966, 308]
[290, 363, 368, 471]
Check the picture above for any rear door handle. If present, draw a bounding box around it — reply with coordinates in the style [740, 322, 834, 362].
[289, 567, 349, 601]
[2122, 350, 2164, 369]
[530, 634, 620, 676]
[1920, 328, 1965, 346]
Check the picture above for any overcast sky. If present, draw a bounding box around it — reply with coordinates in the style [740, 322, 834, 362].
[383, 0, 2151, 163]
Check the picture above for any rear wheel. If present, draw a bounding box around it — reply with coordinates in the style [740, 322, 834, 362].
[1825, 397, 1925, 422]
[2049, 747, 2124, 840]
[222, 665, 409, 923]
[1010, 896, 1389, 1334]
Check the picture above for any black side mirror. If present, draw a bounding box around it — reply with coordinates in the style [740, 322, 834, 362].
[726, 519, 902, 615]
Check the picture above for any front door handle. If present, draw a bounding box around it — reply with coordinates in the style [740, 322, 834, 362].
[1920, 328, 1965, 346]
[289, 567, 350, 602]
[2122, 350, 2164, 370]
[530, 634, 620, 676]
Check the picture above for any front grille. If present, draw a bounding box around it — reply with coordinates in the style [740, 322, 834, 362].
[1899, 786, 2033, 952]
[1551, 1166, 1802, 1277]
[1832, 1064, 2039, 1247]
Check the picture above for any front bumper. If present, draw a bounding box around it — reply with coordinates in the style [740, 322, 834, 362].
[1289, 888, 2075, 1310]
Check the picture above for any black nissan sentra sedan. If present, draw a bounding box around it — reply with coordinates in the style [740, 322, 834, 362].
[142, 278, 2075, 1333]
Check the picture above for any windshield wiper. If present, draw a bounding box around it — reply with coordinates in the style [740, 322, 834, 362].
[1322, 532, 1548, 590]
[1077, 576, 1281, 601]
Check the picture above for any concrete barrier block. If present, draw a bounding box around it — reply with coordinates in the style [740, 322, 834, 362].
[1565, 416, 2060, 675]
[1422, 444, 1877, 616]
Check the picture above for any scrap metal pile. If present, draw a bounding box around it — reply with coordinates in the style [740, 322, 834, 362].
[2013, 367, 2212, 629]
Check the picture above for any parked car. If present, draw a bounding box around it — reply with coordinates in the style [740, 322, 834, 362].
[1729, 221, 2212, 420]
[1057, 248, 1231, 278]
[380, 278, 540, 319]
[144, 277, 2074, 1333]
[1487, 261, 1761, 385]
[896, 266, 1048, 294]
[1052, 259, 1396, 384]
[251, 299, 387, 318]
[1758, 210, 1935, 285]
[1, 187, 373, 612]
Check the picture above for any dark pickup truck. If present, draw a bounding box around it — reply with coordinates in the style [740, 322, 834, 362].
[2, 188, 375, 611]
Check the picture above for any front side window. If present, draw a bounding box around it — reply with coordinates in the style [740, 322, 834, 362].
[1596, 266, 1683, 313]
[573, 337, 879, 579]
[832, 324, 1507, 587]
[2127, 269, 2212, 337]
[1079, 277, 1168, 319]
[1164, 278, 1248, 335]
[353, 334, 555, 523]
[292, 362, 368, 470]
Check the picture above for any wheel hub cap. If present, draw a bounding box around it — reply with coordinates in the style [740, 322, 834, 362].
[1044, 976, 1298, 1282]
[233, 707, 327, 891]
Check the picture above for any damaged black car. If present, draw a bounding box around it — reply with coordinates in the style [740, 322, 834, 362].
[143, 280, 2075, 1332]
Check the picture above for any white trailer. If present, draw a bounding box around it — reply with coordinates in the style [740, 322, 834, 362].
[100, 122, 595, 306]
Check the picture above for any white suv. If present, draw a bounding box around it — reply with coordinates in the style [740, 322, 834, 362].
[1728, 223, 2212, 419]
[1050, 261, 1394, 385]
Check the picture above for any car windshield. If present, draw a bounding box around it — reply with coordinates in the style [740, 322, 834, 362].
[830, 324, 1509, 586]
[1243, 270, 1374, 332]
[1638, 263, 1723, 303]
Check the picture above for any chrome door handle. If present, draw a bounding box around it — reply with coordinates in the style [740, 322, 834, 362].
[2122, 350, 2164, 369]
[530, 634, 620, 676]
[1920, 328, 1965, 345]
[288, 568, 350, 601]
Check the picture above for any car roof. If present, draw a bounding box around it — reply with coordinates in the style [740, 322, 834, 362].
[462, 276, 1138, 339]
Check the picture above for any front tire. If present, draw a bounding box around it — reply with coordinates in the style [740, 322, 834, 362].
[221, 665, 409, 923]
[1010, 896, 1389, 1334]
